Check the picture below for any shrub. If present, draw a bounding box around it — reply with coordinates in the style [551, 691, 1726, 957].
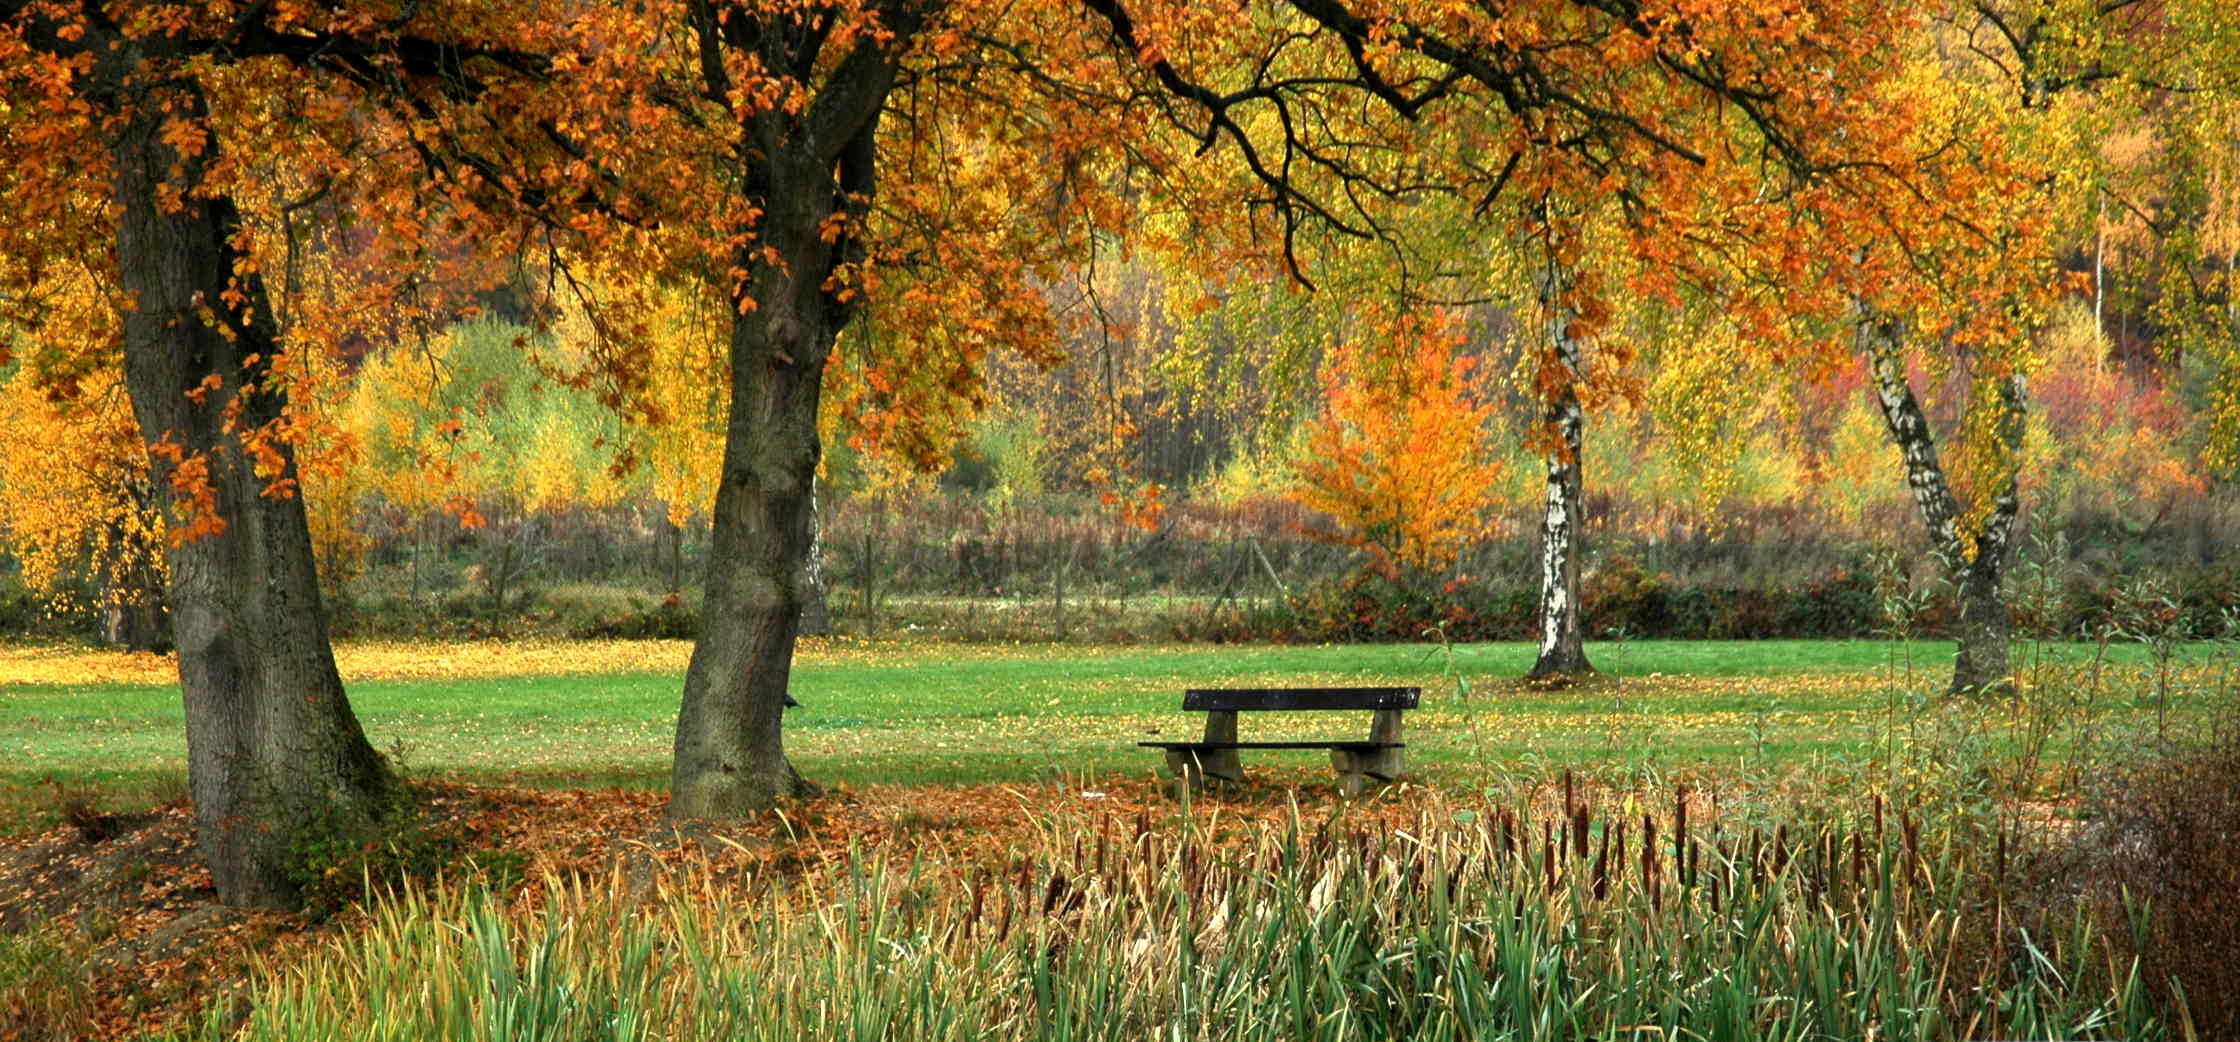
[567, 594, 699, 640]
[2074, 743, 2240, 1036]
[1262, 560, 1885, 645]
[1582, 553, 1674, 637]
[284, 791, 526, 921]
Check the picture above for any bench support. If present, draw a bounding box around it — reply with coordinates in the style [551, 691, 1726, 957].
[1198, 710, 1244, 781]
[1164, 711, 1244, 792]
[1329, 709, 1406, 796]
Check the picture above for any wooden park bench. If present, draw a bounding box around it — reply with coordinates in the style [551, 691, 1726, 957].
[1139, 687, 1419, 796]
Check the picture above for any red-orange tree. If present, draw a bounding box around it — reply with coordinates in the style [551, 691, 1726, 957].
[1293, 309, 1501, 577]
[0, 0, 597, 907]
[0, 7, 380, 909]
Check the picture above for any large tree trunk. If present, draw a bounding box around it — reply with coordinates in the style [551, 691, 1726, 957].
[1858, 310, 2020, 694]
[1951, 561, 2013, 692]
[112, 91, 393, 907]
[668, 50, 899, 813]
[668, 276, 830, 816]
[1530, 280, 1594, 681]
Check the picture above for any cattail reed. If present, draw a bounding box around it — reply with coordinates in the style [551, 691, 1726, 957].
[1592, 821, 1611, 901]
[1095, 816, 1109, 877]
[205, 798, 2171, 1042]
[966, 870, 988, 938]
[1543, 823, 1558, 889]
[1642, 816, 1658, 898]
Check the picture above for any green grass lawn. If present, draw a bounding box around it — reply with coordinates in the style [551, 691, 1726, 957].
[3, 636, 2227, 822]
[0, 631, 2222, 811]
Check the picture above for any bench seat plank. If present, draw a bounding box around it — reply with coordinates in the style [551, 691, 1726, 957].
[1184, 687, 1419, 712]
[1139, 740, 1402, 750]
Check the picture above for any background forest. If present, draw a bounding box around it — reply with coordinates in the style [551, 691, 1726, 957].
[5, 263, 2232, 650]
[5, 0, 2237, 666]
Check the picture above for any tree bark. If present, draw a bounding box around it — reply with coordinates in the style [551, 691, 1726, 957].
[111, 90, 393, 906]
[1530, 278, 1594, 681]
[798, 481, 834, 636]
[1053, 535, 1071, 642]
[668, 29, 906, 814]
[668, 271, 828, 816]
[99, 504, 170, 653]
[655, 507, 685, 594]
[1858, 309, 2020, 694]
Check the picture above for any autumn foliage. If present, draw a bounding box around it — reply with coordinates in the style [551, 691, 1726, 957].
[1292, 310, 1501, 577]
[0, 367, 166, 644]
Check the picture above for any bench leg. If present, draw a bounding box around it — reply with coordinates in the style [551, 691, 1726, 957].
[1329, 749, 1371, 797]
[1330, 742, 1404, 798]
[1338, 768, 1369, 798]
[1199, 711, 1244, 782]
[1356, 748, 1404, 782]
[1163, 744, 1248, 797]
[1364, 709, 1406, 780]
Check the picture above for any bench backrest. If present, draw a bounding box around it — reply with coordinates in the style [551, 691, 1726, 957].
[1182, 687, 1420, 712]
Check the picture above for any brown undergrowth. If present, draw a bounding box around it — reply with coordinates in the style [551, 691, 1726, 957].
[2025, 742, 2240, 1039]
[0, 774, 1437, 1040]
[0, 760, 2229, 1041]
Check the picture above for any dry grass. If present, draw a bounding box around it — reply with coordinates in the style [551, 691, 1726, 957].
[2058, 742, 2240, 1039]
[207, 788, 2169, 1042]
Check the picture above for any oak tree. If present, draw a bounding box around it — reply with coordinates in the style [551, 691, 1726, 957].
[0, 0, 589, 905]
